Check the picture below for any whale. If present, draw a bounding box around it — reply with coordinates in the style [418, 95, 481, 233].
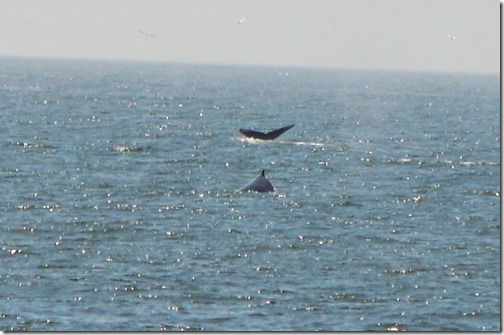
[239, 124, 295, 141]
[239, 169, 274, 193]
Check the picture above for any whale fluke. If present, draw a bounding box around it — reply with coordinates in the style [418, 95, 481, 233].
[239, 169, 274, 193]
[239, 124, 295, 141]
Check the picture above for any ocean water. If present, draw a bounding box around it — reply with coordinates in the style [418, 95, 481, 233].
[0, 57, 500, 331]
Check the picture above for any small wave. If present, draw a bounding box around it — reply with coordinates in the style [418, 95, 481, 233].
[283, 140, 325, 147]
[383, 267, 429, 276]
[233, 136, 271, 144]
[14, 141, 57, 151]
[232, 137, 326, 147]
[114, 145, 151, 153]
[459, 160, 500, 167]
[376, 323, 408, 332]
[467, 190, 500, 197]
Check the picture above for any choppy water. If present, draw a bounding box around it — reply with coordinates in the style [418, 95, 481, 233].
[0, 57, 500, 331]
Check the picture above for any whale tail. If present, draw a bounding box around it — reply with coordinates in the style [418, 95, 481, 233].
[239, 124, 295, 141]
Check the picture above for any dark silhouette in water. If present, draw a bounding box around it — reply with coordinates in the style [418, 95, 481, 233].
[239, 124, 295, 141]
[239, 169, 274, 192]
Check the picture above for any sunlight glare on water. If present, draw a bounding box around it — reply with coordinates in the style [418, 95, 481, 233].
[0, 58, 500, 331]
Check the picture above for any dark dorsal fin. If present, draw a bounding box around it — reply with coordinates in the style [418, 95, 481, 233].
[239, 169, 274, 192]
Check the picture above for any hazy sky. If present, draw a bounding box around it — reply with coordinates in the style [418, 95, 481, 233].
[0, 0, 499, 73]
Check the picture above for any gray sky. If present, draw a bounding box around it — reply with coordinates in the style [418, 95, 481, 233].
[0, 0, 499, 73]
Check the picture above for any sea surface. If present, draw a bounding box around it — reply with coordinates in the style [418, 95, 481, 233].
[0, 57, 500, 331]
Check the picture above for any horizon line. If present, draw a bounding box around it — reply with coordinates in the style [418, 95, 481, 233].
[0, 54, 499, 77]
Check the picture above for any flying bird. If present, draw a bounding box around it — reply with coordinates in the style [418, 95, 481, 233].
[139, 29, 155, 38]
[237, 17, 247, 25]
